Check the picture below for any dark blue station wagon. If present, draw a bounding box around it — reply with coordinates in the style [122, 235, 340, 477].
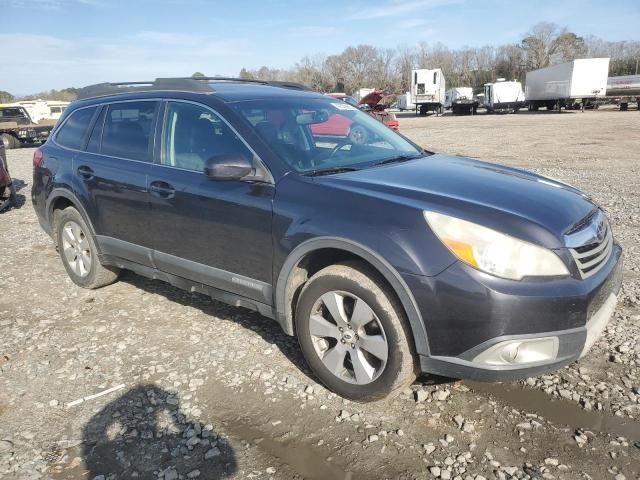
[32, 78, 623, 401]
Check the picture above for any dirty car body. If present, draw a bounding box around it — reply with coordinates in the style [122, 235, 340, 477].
[32, 78, 623, 400]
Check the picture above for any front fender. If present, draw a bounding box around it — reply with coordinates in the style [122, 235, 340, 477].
[274, 236, 431, 357]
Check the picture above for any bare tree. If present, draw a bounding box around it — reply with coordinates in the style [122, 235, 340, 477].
[521, 22, 586, 69]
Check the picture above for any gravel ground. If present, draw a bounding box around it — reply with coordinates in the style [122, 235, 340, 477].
[0, 107, 639, 479]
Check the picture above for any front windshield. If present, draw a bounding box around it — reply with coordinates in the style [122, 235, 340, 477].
[231, 97, 421, 173]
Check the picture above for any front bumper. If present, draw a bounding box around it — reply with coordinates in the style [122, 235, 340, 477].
[407, 243, 623, 381]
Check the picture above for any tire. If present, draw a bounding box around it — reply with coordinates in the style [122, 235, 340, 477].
[1, 134, 15, 149]
[296, 262, 417, 402]
[55, 207, 120, 289]
[348, 125, 368, 145]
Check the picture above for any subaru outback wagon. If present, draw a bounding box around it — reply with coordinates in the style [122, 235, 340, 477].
[32, 78, 623, 401]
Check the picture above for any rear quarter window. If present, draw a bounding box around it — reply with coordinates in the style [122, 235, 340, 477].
[55, 107, 98, 150]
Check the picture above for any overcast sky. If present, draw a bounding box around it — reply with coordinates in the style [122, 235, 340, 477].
[4, 0, 640, 95]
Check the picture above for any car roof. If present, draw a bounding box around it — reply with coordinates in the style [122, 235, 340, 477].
[75, 78, 326, 104]
[209, 82, 325, 102]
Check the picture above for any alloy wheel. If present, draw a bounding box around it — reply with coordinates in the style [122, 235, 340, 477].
[309, 291, 388, 385]
[61, 220, 92, 278]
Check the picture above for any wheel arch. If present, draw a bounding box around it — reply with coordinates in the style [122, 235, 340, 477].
[46, 188, 98, 249]
[274, 237, 430, 357]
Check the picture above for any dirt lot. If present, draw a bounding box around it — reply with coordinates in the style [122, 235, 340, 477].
[1, 108, 639, 480]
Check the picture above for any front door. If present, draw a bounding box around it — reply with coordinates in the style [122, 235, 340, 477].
[149, 100, 274, 303]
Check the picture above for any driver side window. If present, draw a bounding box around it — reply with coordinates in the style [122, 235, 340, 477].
[162, 102, 252, 172]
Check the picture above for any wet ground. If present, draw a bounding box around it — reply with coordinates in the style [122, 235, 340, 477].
[0, 107, 639, 479]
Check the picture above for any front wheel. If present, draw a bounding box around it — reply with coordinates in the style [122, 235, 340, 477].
[55, 207, 120, 289]
[296, 263, 417, 401]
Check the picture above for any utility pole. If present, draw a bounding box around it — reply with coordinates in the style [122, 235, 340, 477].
[635, 58, 639, 75]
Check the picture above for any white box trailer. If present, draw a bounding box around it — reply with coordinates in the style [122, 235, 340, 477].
[525, 58, 609, 111]
[396, 92, 415, 111]
[353, 88, 374, 102]
[606, 74, 640, 111]
[483, 80, 525, 113]
[444, 87, 478, 115]
[411, 68, 445, 115]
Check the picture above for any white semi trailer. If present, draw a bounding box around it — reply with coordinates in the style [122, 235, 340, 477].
[444, 87, 477, 115]
[606, 74, 640, 111]
[525, 58, 609, 111]
[411, 69, 445, 115]
[483, 80, 525, 113]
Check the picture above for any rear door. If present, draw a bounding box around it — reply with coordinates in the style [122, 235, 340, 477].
[148, 100, 274, 303]
[73, 100, 159, 266]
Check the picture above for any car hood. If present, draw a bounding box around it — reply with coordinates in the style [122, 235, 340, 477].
[316, 154, 597, 248]
[359, 89, 387, 107]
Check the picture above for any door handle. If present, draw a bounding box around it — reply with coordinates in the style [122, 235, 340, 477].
[77, 165, 94, 179]
[149, 181, 176, 198]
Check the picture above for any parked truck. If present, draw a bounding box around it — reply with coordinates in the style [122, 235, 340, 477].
[525, 58, 610, 111]
[483, 80, 525, 113]
[444, 87, 477, 115]
[411, 68, 445, 115]
[0, 105, 53, 149]
[606, 74, 640, 111]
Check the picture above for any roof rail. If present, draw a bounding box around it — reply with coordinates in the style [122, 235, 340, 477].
[77, 77, 312, 100]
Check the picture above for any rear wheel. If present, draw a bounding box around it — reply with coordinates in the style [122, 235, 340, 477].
[296, 263, 416, 401]
[55, 207, 120, 289]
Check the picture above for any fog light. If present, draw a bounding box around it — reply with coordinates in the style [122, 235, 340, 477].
[473, 337, 559, 366]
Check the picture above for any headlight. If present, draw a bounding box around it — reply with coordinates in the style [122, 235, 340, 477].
[424, 211, 569, 280]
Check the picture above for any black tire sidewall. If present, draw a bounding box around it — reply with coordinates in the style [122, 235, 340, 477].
[56, 208, 100, 288]
[296, 272, 409, 400]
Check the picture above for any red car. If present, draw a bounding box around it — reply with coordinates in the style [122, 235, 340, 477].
[311, 91, 399, 140]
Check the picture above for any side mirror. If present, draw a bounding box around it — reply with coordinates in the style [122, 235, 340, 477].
[204, 153, 254, 181]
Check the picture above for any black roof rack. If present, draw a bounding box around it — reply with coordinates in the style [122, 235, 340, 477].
[77, 77, 313, 100]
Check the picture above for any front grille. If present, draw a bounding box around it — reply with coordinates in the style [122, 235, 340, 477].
[566, 211, 613, 279]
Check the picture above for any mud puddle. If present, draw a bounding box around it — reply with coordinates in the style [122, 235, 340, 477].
[220, 417, 353, 480]
[466, 381, 640, 441]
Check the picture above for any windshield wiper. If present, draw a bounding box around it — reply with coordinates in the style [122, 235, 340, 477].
[305, 166, 359, 177]
[372, 154, 424, 167]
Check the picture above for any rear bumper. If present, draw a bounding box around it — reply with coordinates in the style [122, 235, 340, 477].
[408, 243, 623, 381]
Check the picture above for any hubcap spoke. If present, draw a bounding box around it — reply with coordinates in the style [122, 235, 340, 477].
[322, 344, 347, 376]
[63, 246, 77, 264]
[71, 257, 81, 276]
[72, 223, 83, 244]
[79, 237, 90, 252]
[320, 292, 348, 326]
[78, 255, 87, 276]
[358, 334, 388, 362]
[309, 314, 341, 340]
[350, 298, 374, 330]
[81, 251, 92, 272]
[351, 349, 376, 384]
[63, 226, 77, 247]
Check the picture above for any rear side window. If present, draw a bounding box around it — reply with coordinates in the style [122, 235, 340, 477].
[55, 107, 97, 150]
[101, 101, 157, 162]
